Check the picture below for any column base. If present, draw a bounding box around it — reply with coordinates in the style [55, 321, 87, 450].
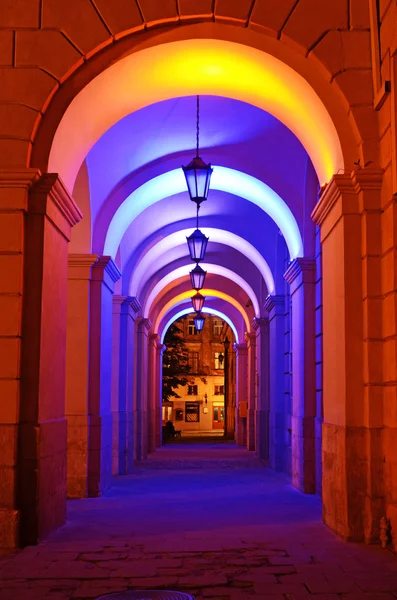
[0, 509, 20, 550]
[247, 409, 255, 451]
[112, 411, 128, 475]
[67, 414, 89, 498]
[19, 419, 67, 546]
[292, 415, 316, 494]
[87, 413, 113, 498]
[255, 409, 269, 460]
[323, 422, 384, 542]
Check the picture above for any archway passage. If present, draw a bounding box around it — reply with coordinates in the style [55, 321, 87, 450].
[161, 314, 236, 441]
[0, 1, 394, 554]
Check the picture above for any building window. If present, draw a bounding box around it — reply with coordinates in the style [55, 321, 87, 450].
[214, 352, 224, 370]
[185, 403, 200, 422]
[213, 319, 223, 336]
[188, 352, 199, 373]
[187, 384, 198, 395]
[188, 320, 198, 335]
[214, 384, 224, 395]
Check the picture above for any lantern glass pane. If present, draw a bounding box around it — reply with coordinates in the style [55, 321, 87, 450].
[194, 314, 205, 331]
[192, 292, 205, 312]
[182, 157, 213, 204]
[186, 229, 209, 262]
[190, 264, 206, 290]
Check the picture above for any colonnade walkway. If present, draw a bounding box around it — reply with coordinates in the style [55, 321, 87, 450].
[1, 442, 397, 599]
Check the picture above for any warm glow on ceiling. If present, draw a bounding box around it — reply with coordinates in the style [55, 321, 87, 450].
[49, 39, 343, 190]
[143, 264, 260, 317]
[160, 308, 239, 344]
[154, 289, 251, 334]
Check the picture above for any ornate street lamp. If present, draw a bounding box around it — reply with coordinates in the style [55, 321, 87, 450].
[190, 263, 206, 290]
[186, 227, 209, 263]
[193, 312, 205, 331]
[182, 96, 213, 206]
[223, 337, 230, 438]
[191, 291, 205, 312]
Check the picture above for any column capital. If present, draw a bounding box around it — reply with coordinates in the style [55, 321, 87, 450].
[244, 331, 256, 347]
[156, 342, 166, 355]
[68, 254, 98, 280]
[234, 342, 248, 356]
[252, 317, 268, 333]
[312, 169, 383, 227]
[264, 294, 285, 315]
[284, 258, 316, 286]
[30, 173, 82, 231]
[137, 317, 152, 332]
[92, 256, 121, 293]
[129, 297, 142, 315]
[149, 333, 159, 346]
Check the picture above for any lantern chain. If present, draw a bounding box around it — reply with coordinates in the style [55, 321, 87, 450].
[196, 95, 200, 158]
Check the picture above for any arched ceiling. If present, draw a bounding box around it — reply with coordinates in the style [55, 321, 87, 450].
[58, 38, 336, 336]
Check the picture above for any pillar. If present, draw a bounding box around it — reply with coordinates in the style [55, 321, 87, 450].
[148, 333, 159, 454]
[0, 170, 81, 548]
[88, 256, 121, 496]
[265, 295, 287, 471]
[253, 318, 270, 461]
[235, 343, 248, 446]
[284, 258, 316, 494]
[245, 332, 256, 451]
[66, 254, 98, 498]
[312, 168, 384, 542]
[111, 296, 140, 475]
[134, 318, 151, 460]
[156, 342, 166, 447]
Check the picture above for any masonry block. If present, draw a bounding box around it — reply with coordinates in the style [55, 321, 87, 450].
[0, 139, 31, 168]
[0, 31, 13, 67]
[0, 68, 56, 111]
[333, 69, 373, 106]
[215, 0, 253, 23]
[250, 0, 297, 37]
[43, 0, 110, 55]
[179, 0, 213, 19]
[139, 0, 179, 25]
[0, 0, 40, 27]
[350, 0, 370, 29]
[282, 0, 348, 54]
[0, 380, 19, 424]
[93, 0, 143, 36]
[16, 30, 82, 81]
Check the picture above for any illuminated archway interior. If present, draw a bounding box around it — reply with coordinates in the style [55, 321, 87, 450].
[60, 37, 330, 504]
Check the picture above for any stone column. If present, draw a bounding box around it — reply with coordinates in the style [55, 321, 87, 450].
[148, 333, 159, 454]
[88, 257, 121, 496]
[111, 296, 140, 475]
[265, 295, 287, 471]
[0, 170, 81, 548]
[134, 318, 151, 461]
[253, 317, 270, 461]
[156, 342, 166, 446]
[235, 343, 248, 446]
[312, 169, 384, 542]
[245, 331, 257, 451]
[284, 258, 316, 494]
[66, 254, 98, 498]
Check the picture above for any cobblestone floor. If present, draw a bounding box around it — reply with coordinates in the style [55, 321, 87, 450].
[1, 442, 396, 600]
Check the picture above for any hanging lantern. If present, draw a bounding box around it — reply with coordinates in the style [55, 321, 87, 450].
[182, 96, 213, 206]
[191, 292, 205, 312]
[186, 228, 209, 262]
[182, 156, 213, 205]
[194, 312, 205, 331]
[190, 263, 206, 290]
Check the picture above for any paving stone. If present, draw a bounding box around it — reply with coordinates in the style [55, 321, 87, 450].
[178, 574, 229, 587]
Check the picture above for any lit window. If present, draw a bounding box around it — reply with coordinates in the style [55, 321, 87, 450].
[213, 320, 223, 336]
[214, 385, 224, 395]
[188, 320, 198, 335]
[188, 352, 199, 373]
[214, 352, 224, 370]
[185, 403, 200, 422]
[187, 384, 198, 395]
